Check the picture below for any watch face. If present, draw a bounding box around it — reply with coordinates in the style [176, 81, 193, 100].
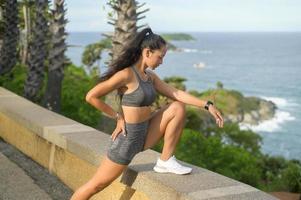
[205, 101, 213, 110]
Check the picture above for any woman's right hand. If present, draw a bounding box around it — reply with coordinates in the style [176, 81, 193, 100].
[111, 116, 126, 141]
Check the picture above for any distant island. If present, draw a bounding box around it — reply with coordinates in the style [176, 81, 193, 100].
[161, 33, 195, 51]
[161, 33, 195, 41]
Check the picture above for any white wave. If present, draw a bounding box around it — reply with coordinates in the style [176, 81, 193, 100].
[260, 96, 289, 108]
[181, 48, 198, 53]
[239, 110, 295, 132]
[260, 96, 301, 109]
[168, 48, 212, 54]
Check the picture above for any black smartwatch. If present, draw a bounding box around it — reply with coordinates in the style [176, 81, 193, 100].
[204, 100, 213, 110]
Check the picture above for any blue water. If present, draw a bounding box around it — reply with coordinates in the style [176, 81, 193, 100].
[66, 32, 301, 161]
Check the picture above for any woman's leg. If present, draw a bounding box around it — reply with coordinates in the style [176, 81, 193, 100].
[70, 155, 127, 200]
[143, 101, 186, 160]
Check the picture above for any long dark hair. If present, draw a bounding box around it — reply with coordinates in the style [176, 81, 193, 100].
[99, 27, 166, 82]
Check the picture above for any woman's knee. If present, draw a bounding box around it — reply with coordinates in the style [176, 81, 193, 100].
[95, 182, 110, 193]
[85, 180, 111, 194]
[87, 157, 126, 194]
[169, 101, 186, 117]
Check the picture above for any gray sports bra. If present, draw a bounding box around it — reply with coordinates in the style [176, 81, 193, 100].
[119, 66, 157, 107]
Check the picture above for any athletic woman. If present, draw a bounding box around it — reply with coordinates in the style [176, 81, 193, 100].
[70, 28, 224, 200]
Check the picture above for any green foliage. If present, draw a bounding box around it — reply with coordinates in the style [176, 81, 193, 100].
[281, 162, 301, 192]
[205, 123, 263, 155]
[60, 64, 102, 127]
[188, 89, 203, 97]
[185, 107, 203, 130]
[163, 76, 186, 91]
[262, 155, 288, 176]
[174, 129, 262, 187]
[99, 37, 112, 49]
[185, 106, 213, 131]
[82, 38, 112, 68]
[0, 63, 27, 94]
[260, 156, 301, 192]
[161, 33, 195, 41]
[216, 81, 223, 89]
[82, 43, 102, 67]
[242, 96, 261, 112]
[0, 64, 48, 103]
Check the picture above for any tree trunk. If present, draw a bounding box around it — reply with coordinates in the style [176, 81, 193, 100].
[42, 0, 67, 112]
[0, 0, 19, 75]
[43, 69, 63, 111]
[0, 2, 3, 50]
[24, 0, 49, 102]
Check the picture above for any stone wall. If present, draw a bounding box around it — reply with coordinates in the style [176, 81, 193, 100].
[0, 87, 278, 200]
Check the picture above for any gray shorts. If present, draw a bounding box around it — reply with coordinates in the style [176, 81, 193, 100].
[107, 120, 149, 165]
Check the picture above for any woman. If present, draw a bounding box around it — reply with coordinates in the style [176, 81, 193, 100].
[70, 28, 224, 200]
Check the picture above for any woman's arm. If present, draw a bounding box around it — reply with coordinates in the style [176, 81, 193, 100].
[149, 71, 206, 107]
[85, 69, 130, 119]
[148, 71, 224, 127]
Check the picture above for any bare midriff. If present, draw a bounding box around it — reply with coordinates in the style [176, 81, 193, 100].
[121, 105, 153, 124]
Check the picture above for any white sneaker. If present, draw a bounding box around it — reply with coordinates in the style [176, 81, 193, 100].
[153, 155, 192, 175]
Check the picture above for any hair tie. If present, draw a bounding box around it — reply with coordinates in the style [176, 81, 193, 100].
[145, 29, 153, 37]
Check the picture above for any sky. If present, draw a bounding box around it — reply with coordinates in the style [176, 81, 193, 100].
[65, 0, 301, 32]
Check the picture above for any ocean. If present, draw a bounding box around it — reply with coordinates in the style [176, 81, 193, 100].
[66, 32, 301, 161]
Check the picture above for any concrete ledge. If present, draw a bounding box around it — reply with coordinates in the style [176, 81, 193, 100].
[0, 87, 278, 200]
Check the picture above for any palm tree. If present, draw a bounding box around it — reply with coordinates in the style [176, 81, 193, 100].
[106, 0, 149, 63]
[42, 0, 67, 112]
[24, 0, 48, 102]
[0, 1, 4, 49]
[0, 0, 19, 76]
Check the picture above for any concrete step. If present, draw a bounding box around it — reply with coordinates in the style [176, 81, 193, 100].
[0, 138, 73, 200]
[0, 153, 52, 200]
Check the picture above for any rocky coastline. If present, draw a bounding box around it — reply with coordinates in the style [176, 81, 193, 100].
[225, 97, 277, 125]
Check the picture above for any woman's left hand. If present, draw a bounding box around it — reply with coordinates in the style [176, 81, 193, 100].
[208, 105, 224, 128]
